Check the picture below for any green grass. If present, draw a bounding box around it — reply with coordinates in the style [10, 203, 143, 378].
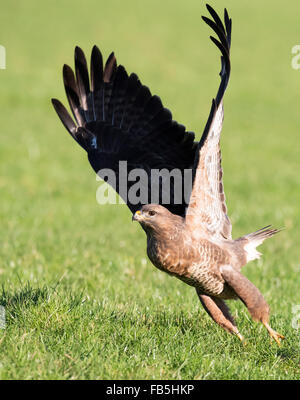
[0, 0, 300, 379]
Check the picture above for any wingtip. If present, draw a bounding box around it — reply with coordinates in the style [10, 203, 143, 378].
[75, 45, 82, 53]
[74, 45, 80, 57]
[51, 97, 67, 116]
[63, 63, 70, 71]
[92, 44, 100, 52]
[63, 63, 73, 76]
[74, 46, 86, 62]
[107, 51, 116, 66]
[91, 44, 102, 58]
[103, 51, 117, 83]
[51, 98, 60, 107]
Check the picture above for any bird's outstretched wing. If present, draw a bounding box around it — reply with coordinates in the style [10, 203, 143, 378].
[185, 5, 232, 240]
[52, 47, 197, 215]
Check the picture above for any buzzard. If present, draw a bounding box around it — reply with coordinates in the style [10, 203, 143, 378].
[52, 4, 284, 344]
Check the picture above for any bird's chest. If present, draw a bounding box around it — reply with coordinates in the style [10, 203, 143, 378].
[147, 236, 182, 276]
[147, 236, 226, 295]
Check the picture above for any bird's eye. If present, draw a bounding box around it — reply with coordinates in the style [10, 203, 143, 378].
[148, 210, 156, 216]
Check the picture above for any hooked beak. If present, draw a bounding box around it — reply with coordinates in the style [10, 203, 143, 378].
[132, 210, 142, 221]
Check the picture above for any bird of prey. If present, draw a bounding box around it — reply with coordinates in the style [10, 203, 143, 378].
[52, 4, 284, 344]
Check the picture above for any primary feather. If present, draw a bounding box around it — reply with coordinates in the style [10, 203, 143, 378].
[52, 46, 198, 215]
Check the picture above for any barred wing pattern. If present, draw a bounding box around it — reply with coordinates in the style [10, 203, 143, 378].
[185, 5, 232, 240]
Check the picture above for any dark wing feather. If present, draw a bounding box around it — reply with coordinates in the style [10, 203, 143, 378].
[52, 45, 197, 215]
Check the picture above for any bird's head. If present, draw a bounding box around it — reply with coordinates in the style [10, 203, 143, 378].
[132, 204, 176, 234]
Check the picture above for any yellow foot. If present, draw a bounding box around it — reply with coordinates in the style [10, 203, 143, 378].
[236, 332, 247, 345]
[264, 322, 285, 346]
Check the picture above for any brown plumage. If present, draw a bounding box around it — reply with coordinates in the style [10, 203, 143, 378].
[52, 4, 284, 344]
[133, 205, 283, 344]
[131, 6, 284, 345]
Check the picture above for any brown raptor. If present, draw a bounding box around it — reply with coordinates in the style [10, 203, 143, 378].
[52, 4, 284, 344]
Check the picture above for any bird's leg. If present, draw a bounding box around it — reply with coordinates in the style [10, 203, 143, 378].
[263, 322, 285, 346]
[220, 265, 285, 346]
[196, 289, 245, 343]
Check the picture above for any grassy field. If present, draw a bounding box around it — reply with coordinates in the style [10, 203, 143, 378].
[0, 0, 300, 380]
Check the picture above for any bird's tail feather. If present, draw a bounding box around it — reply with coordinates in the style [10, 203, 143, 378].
[238, 226, 282, 263]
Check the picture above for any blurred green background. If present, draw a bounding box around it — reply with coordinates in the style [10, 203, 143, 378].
[0, 0, 299, 379]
